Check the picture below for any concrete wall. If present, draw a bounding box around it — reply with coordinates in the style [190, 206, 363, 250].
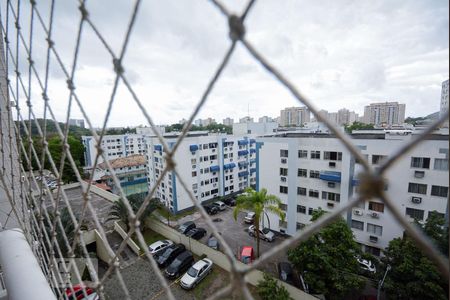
[82, 229, 115, 264]
[145, 218, 316, 300]
[114, 222, 141, 255]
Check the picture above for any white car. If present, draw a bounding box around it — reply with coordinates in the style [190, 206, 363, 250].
[357, 256, 376, 273]
[244, 212, 255, 224]
[180, 258, 213, 289]
[248, 225, 275, 242]
[148, 240, 173, 255]
[213, 201, 226, 211]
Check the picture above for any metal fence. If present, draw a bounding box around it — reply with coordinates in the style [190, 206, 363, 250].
[0, 0, 448, 299]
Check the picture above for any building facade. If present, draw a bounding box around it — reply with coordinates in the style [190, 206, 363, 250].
[222, 117, 234, 126]
[82, 134, 147, 168]
[279, 107, 311, 127]
[145, 134, 257, 213]
[69, 118, 85, 128]
[440, 79, 449, 128]
[232, 121, 278, 136]
[256, 131, 448, 256]
[363, 102, 406, 126]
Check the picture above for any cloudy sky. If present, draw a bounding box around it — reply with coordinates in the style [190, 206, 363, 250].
[3, 0, 449, 127]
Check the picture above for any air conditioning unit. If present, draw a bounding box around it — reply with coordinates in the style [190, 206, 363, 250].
[411, 196, 422, 204]
[212, 149, 216, 152]
[370, 212, 380, 218]
[281, 158, 287, 164]
[213, 183, 217, 187]
[369, 235, 378, 243]
[328, 182, 336, 188]
[280, 177, 287, 182]
[414, 171, 425, 178]
[327, 202, 334, 208]
[329, 162, 336, 168]
[353, 209, 363, 216]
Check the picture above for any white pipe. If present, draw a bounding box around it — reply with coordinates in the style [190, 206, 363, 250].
[0, 229, 56, 300]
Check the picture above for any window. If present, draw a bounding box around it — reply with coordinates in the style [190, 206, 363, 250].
[280, 204, 287, 211]
[310, 151, 320, 159]
[191, 171, 197, 177]
[297, 205, 306, 214]
[431, 185, 448, 197]
[410, 157, 430, 169]
[280, 149, 288, 157]
[367, 223, 382, 236]
[322, 192, 340, 202]
[280, 168, 288, 176]
[351, 220, 364, 231]
[309, 170, 320, 179]
[308, 190, 319, 198]
[406, 207, 424, 221]
[308, 207, 314, 215]
[365, 245, 381, 257]
[324, 151, 342, 161]
[372, 155, 387, 165]
[296, 223, 306, 230]
[298, 150, 308, 158]
[297, 168, 307, 177]
[191, 158, 196, 164]
[368, 201, 384, 212]
[408, 183, 427, 195]
[434, 158, 449, 171]
[280, 186, 288, 194]
[428, 211, 445, 220]
[297, 187, 306, 195]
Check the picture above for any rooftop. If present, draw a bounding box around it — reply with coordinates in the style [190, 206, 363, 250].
[98, 154, 146, 170]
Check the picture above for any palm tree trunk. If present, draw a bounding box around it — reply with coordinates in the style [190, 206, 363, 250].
[256, 221, 260, 258]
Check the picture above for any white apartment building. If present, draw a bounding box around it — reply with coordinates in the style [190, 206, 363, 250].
[82, 134, 147, 168]
[363, 102, 406, 126]
[258, 116, 274, 123]
[69, 118, 85, 128]
[318, 109, 358, 126]
[135, 125, 166, 136]
[145, 134, 257, 213]
[256, 131, 448, 256]
[233, 121, 278, 136]
[440, 79, 449, 128]
[222, 117, 234, 126]
[280, 107, 311, 127]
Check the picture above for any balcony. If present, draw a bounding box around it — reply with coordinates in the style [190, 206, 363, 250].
[238, 150, 249, 156]
[210, 165, 220, 172]
[223, 162, 236, 170]
[238, 140, 249, 146]
[189, 144, 199, 152]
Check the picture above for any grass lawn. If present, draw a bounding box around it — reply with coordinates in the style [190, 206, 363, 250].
[192, 265, 229, 298]
[156, 207, 196, 221]
[131, 228, 167, 252]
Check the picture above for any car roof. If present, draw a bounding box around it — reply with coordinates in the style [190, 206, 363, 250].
[192, 258, 212, 270]
[175, 251, 192, 260]
[215, 201, 224, 205]
[181, 221, 194, 226]
[242, 246, 253, 256]
[150, 240, 165, 247]
[246, 212, 255, 216]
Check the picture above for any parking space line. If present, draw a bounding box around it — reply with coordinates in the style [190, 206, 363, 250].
[148, 278, 180, 300]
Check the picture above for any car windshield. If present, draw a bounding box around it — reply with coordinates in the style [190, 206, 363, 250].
[209, 239, 217, 246]
[241, 256, 251, 264]
[262, 228, 270, 234]
[187, 267, 198, 277]
[162, 249, 173, 258]
[171, 259, 182, 268]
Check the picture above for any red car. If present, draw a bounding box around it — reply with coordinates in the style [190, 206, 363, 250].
[240, 246, 255, 264]
[65, 283, 94, 300]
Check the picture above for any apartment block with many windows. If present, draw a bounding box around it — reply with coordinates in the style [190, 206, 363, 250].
[256, 130, 448, 256]
[145, 134, 257, 213]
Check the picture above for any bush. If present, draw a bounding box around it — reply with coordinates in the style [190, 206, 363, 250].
[257, 273, 292, 300]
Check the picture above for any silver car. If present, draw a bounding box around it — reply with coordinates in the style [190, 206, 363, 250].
[248, 225, 275, 242]
[148, 240, 173, 255]
[180, 258, 213, 289]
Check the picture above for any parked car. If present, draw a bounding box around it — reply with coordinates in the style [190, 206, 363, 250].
[65, 283, 94, 300]
[248, 225, 275, 242]
[207, 235, 220, 250]
[148, 240, 173, 255]
[178, 221, 196, 234]
[222, 198, 236, 206]
[180, 258, 213, 289]
[356, 256, 376, 273]
[212, 201, 226, 211]
[202, 204, 218, 215]
[165, 251, 194, 279]
[186, 228, 207, 240]
[278, 262, 295, 285]
[156, 244, 186, 268]
[240, 246, 254, 264]
[244, 212, 255, 224]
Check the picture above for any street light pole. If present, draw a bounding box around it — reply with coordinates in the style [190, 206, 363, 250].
[377, 264, 391, 300]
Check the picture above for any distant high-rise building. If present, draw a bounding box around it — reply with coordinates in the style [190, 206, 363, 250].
[440, 79, 449, 128]
[337, 108, 358, 125]
[222, 117, 234, 126]
[363, 102, 405, 126]
[69, 118, 85, 128]
[202, 118, 216, 126]
[258, 116, 273, 123]
[279, 106, 310, 126]
[239, 116, 254, 123]
[178, 118, 188, 125]
[194, 119, 203, 126]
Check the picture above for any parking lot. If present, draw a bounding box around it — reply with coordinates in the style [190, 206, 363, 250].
[175, 204, 289, 276]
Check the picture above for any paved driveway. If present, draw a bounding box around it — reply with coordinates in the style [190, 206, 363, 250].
[177, 206, 288, 275]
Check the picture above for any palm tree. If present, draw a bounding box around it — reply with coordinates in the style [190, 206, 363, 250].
[233, 188, 285, 258]
[107, 193, 160, 231]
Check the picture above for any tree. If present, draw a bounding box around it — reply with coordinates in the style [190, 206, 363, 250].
[287, 209, 365, 299]
[233, 188, 285, 258]
[257, 273, 292, 300]
[344, 122, 375, 133]
[47, 135, 85, 183]
[107, 193, 159, 231]
[380, 212, 448, 299]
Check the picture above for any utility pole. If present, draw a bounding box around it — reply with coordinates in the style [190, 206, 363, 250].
[377, 264, 391, 300]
